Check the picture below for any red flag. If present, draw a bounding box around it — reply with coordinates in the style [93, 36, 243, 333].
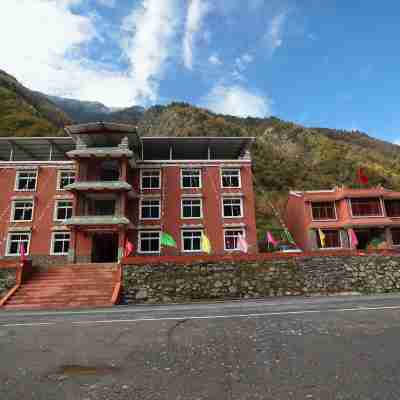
[19, 242, 26, 263]
[357, 167, 369, 185]
[124, 239, 134, 257]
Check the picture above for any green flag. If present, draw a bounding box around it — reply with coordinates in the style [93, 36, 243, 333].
[160, 232, 177, 248]
[284, 229, 295, 245]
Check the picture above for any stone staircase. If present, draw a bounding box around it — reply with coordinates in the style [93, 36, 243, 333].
[2, 263, 120, 310]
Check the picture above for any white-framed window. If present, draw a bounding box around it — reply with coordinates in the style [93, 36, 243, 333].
[181, 198, 202, 219]
[140, 199, 161, 220]
[15, 170, 37, 191]
[223, 198, 243, 218]
[58, 170, 75, 190]
[6, 232, 31, 256]
[141, 169, 161, 189]
[138, 231, 161, 253]
[221, 169, 241, 188]
[224, 229, 245, 251]
[181, 169, 201, 188]
[11, 200, 34, 222]
[51, 232, 71, 255]
[181, 230, 202, 252]
[54, 200, 73, 221]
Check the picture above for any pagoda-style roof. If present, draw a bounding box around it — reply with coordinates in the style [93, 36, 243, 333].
[65, 215, 131, 227]
[65, 122, 140, 149]
[64, 181, 132, 192]
[67, 147, 134, 159]
[65, 122, 137, 135]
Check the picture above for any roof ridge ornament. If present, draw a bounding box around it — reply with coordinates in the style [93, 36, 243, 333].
[76, 136, 87, 150]
[119, 136, 129, 150]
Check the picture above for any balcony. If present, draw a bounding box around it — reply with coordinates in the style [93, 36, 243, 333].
[64, 181, 132, 193]
[65, 215, 131, 227]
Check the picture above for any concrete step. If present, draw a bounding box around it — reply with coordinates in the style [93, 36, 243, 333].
[4, 302, 113, 310]
[7, 296, 112, 305]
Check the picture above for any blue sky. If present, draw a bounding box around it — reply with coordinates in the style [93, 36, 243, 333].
[1, 1, 400, 144]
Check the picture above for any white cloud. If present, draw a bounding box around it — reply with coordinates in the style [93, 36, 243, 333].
[202, 84, 272, 118]
[122, 0, 181, 103]
[183, 0, 211, 70]
[0, 0, 180, 107]
[208, 54, 222, 66]
[265, 13, 286, 53]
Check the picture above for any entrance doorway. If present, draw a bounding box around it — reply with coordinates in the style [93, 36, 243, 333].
[91, 233, 118, 263]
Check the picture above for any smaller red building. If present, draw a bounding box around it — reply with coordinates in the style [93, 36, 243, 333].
[285, 186, 400, 251]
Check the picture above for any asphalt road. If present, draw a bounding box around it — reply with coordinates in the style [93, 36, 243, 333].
[2, 294, 400, 399]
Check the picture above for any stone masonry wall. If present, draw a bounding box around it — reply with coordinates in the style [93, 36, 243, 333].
[0, 268, 17, 298]
[122, 254, 400, 304]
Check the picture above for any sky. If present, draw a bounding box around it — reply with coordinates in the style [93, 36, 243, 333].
[0, 0, 399, 144]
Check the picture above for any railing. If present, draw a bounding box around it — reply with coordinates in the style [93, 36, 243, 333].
[111, 263, 123, 304]
[0, 258, 35, 307]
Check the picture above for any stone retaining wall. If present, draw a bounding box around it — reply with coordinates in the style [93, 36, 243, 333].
[122, 254, 400, 304]
[0, 268, 17, 298]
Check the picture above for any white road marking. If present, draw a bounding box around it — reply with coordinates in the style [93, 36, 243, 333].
[2, 304, 400, 328]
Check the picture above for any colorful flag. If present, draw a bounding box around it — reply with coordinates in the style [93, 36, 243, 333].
[357, 167, 369, 185]
[238, 234, 249, 253]
[124, 239, 134, 257]
[160, 232, 177, 248]
[318, 228, 326, 248]
[201, 233, 211, 254]
[284, 229, 296, 245]
[348, 228, 359, 248]
[19, 242, 26, 263]
[266, 231, 278, 247]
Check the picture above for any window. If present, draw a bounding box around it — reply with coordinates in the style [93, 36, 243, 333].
[311, 202, 336, 220]
[15, 170, 37, 191]
[58, 170, 75, 190]
[223, 198, 243, 218]
[90, 199, 116, 216]
[138, 231, 160, 253]
[182, 199, 202, 219]
[317, 229, 341, 249]
[12, 200, 34, 222]
[221, 169, 240, 188]
[51, 232, 70, 255]
[224, 229, 245, 251]
[182, 230, 202, 252]
[181, 169, 201, 188]
[140, 199, 161, 219]
[100, 161, 119, 181]
[141, 170, 160, 189]
[385, 200, 400, 218]
[6, 233, 30, 256]
[392, 228, 400, 246]
[350, 198, 383, 217]
[54, 200, 73, 221]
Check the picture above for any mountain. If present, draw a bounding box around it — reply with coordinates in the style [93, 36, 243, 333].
[0, 70, 71, 136]
[47, 95, 145, 124]
[1, 71, 400, 233]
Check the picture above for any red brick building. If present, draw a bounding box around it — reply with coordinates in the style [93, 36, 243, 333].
[285, 186, 400, 251]
[0, 123, 258, 265]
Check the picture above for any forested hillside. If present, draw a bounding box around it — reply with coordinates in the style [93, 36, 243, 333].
[1, 71, 399, 234]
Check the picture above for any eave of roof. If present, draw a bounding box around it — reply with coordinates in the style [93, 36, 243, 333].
[64, 122, 138, 135]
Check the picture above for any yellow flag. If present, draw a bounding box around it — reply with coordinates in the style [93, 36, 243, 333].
[201, 233, 211, 254]
[318, 229, 326, 248]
